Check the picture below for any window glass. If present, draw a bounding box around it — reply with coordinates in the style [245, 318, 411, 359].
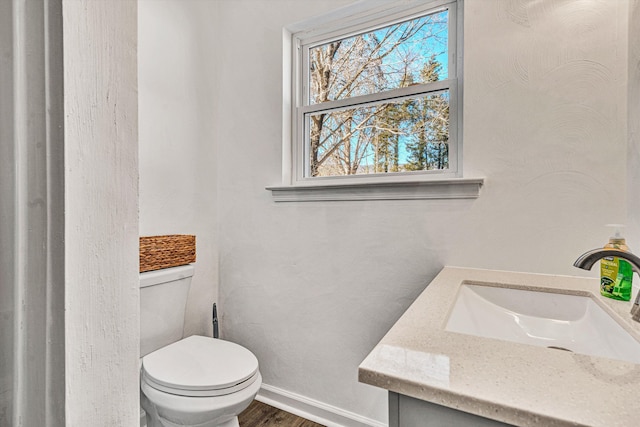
[307, 90, 449, 177]
[308, 10, 449, 105]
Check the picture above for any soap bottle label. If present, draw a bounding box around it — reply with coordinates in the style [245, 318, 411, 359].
[601, 256, 617, 296]
[600, 257, 632, 301]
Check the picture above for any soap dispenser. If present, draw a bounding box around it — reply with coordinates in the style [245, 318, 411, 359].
[600, 224, 633, 301]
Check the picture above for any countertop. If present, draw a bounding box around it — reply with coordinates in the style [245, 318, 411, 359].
[358, 267, 640, 427]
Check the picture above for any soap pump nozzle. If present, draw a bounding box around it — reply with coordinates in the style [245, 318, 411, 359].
[605, 224, 629, 249]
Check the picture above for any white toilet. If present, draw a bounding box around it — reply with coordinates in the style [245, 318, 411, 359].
[140, 264, 262, 427]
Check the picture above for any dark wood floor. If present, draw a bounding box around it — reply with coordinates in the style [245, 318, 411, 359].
[239, 400, 325, 427]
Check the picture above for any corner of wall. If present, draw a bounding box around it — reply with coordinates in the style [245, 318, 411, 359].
[628, 0, 640, 241]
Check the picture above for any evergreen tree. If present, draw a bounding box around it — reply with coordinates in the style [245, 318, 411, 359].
[405, 56, 449, 171]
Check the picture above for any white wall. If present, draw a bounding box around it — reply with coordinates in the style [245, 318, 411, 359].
[213, 0, 631, 424]
[629, 0, 640, 239]
[63, 0, 139, 425]
[138, 0, 219, 337]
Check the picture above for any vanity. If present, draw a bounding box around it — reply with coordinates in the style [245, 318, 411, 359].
[359, 268, 640, 427]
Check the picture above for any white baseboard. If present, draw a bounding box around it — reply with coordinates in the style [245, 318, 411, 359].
[256, 383, 386, 427]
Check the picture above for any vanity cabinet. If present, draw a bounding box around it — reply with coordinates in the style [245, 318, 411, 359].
[389, 393, 514, 427]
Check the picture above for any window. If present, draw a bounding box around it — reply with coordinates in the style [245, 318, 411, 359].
[289, 0, 461, 186]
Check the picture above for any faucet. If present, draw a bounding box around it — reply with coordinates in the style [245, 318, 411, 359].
[574, 249, 640, 322]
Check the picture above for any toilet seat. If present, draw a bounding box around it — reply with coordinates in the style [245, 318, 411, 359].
[141, 335, 259, 397]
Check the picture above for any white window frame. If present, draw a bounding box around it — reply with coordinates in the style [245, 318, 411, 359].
[271, 0, 482, 201]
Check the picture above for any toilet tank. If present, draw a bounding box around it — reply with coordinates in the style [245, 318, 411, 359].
[140, 264, 195, 357]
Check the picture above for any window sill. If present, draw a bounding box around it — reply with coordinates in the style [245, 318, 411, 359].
[266, 178, 484, 202]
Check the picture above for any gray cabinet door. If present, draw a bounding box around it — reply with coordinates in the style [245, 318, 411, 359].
[390, 393, 515, 427]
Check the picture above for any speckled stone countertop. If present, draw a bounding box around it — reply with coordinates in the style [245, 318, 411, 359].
[359, 267, 640, 427]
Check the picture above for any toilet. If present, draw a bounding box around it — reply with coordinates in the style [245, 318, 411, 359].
[140, 264, 262, 427]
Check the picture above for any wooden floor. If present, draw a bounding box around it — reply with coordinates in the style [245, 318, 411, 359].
[239, 400, 325, 427]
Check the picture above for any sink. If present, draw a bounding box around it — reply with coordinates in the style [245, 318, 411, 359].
[445, 284, 640, 364]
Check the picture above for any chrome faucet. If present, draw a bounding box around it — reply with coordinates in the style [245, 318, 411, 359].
[574, 249, 640, 322]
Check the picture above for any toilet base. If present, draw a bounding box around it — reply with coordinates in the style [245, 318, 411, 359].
[144, 411, 239, 427]
[217, 417, 240, 427]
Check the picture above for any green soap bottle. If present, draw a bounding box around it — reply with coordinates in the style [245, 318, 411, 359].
[600, 225, 633, 301]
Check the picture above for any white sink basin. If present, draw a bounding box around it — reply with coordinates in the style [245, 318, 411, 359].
[445, 284, 640, 364]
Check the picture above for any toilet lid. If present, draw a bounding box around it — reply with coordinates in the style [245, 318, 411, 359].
[141, 335, 259, 397]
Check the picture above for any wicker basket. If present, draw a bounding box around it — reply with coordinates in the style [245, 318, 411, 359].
[139, 235, 196, 273]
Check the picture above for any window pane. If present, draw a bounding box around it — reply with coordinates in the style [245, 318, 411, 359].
[309, 10, 449, 105]
[306, 91, 449, 177]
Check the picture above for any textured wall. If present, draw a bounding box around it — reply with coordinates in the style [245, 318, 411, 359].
[461, 0, 629, 262]
[138, 0, 219, 338]
[63, 1, 139, 425]
[629, 0, 640, 239]
[215, 0, 631, 424]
